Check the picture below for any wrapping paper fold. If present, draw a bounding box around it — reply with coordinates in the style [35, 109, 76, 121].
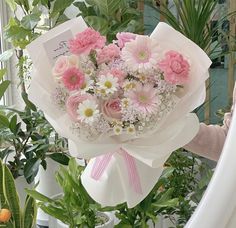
[27, 17, 211, 207]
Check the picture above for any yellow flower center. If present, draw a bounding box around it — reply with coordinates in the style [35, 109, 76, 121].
[123, 100, 129, 108]
[70, 75, 77, 83]
[84, 108, 93, 117]
[128, 128, 134, 133]
[104, 81, 112, 89]
[138, 51, 148, 60]
[139, 95, 148, 103]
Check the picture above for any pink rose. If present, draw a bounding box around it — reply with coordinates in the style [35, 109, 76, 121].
[66, 93, 91, 121]
[69, 28, 106, 55]
[158, 51, 190, 85]
[116, 32, 136, 49]
[52, 56, 69, 76]
[102, 98, 122, 121]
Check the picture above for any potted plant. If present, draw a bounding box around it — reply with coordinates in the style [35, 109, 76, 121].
[26, 158, 114, 228]
[0, 159, 37, 227]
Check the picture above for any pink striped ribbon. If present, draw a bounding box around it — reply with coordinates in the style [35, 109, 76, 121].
[91, 148, 143, 194]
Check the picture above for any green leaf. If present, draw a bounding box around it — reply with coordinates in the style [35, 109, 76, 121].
[0, 113, 9, 127]
[3, 164, 21, 228]
[25, 189, 54, 203]
[0, 69, 7, 80]
[0, 80, 11, 100]
[21, 92, 37, 111]
[51, 0, 75, 18]
[93, 0, 122, 17]
[21, 13, 41, 30]
[22, 196, 37, 228]
[24, 158, 41, 180]
[4, 0, 17, 11]
[9, 115, 17, 134]
[0, 49, 14, 62]
[0, 160, 6, 207]
[85, 16, 109, 35]
[48, 153, 70, 165]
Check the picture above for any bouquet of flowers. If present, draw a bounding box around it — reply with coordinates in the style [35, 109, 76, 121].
[27, 17, 211, 207]
[52, 27, 190, 141]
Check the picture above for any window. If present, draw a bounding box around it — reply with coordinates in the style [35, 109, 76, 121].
[0, 1, 12, 106]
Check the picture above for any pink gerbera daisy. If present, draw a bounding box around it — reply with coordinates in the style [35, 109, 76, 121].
[69, 28, 106, 55]
[121, 36, 160, 72]
[62, 67, 85, 91]
[128, 83, 159, 114]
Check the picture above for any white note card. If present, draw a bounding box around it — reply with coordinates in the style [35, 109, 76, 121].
[44, 30, 73, 66]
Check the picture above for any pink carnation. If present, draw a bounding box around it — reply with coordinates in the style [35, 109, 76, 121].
[69, 28, 106, 55]
[97, 44, 120, 64]
[102, 98, 122, 121]
[116, 32, 137, 49]
[66, 93, 91, 121]
[62, 67, 85, 91]
[110, 68, 126, 84]
[158, 51, 190, 85]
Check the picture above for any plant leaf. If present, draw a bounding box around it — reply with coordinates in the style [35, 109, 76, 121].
[93, 0, 122, 17]
[24, 158, 41, 180]
[22, 196, 37, 228]
[3, 164, 21, 228]
[51, 0, 75, 18]
[0, 49, 14, 62]
[21, 13, 41, 30]
[4, 0, 17, 11]
[48, 153, 70, 165]
[0, 113, 10, 127]
[0, 80, 10, 100]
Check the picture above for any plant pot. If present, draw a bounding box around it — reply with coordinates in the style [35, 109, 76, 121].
[15, 176, 34, 208]
[55, 212, 114, 228]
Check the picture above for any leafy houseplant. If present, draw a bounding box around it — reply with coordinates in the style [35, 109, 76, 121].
[0, 92, 70, 183]
[74, 0, 143, 42]
[26, 158, 113, 228]
[0, 159, 37, 228]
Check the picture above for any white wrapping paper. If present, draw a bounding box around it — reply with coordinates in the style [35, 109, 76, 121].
[27, 17, 211, 207]
[185, 100, 236, 228]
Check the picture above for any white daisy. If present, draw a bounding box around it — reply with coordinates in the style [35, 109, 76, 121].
[126, 124, 136, 135]
[97, 74, 119, 94]
[113, 125, 122, 135]
[78, 99, 99, 124]
[81, 76, 94, 93]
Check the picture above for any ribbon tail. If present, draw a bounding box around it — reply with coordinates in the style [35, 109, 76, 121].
[91, 153, 113, 180]
[120, 148, 143, 195]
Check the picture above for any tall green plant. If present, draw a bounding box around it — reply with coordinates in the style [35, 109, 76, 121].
[155, 0, 227, 58]
[0, 159, 37, 227]
[26, 158, 101, 228]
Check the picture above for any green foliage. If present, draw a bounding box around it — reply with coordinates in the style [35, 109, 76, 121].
[0, 92, 70, 183]
[74, 0, 143, 42]
[26, 158, 103, 228]
[154, 0, 229, 59]
[0, 160, 37, 227]
[0, 69, 10, 101]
